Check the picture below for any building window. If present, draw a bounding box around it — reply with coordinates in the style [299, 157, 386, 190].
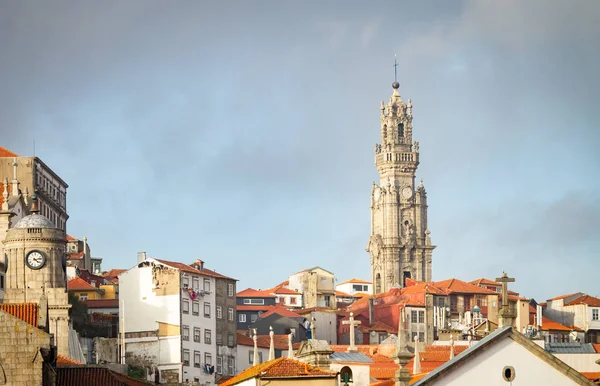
[249, 351, 264, 364]
[204, 279, 210, 292]
[228, 307, 234, 321]
[183, 349, 190, 367]
[183, 276, 189, 288]
[204, 302, 211, 317]
[0, 274, 4, 290]
[205, 329, 212, 344]
[411, 310, 418, 323]
[239, 314, 246, 323]
[418, 310, 425, 323]
[205, 353, 212, 366]
[182, 325, 189, 341]
[183, 299, 189, 314]
[418, 332, 425, 342]
[228, 357, 235, 375]
[194, 351, 201, 368]
[216, 305, 222, 319]
[243, 299, 264, 305]
[216, 356, 223, 374]
[290, 297, 297, 305]
[194, 327, 201, 342]
[192, 301, 200, 316]
[436, 297, 445, 308]
[324, 295, 331, 307]
[593, 309, 599, 321]
[228, 334, 234, 347]
[411, 332, 417, 342]
[193, 278, 199, 290]
[216, 333, 223, 345]
[228, 283, 234, 297]
[79, 293, 88, 301]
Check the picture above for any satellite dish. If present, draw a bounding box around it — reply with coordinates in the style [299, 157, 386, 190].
[370, 331, 376, 337]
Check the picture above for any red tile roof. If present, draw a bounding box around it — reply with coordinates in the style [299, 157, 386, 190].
[57, 354, 83, 365]
[564, 295, 600, 307]
[0, 303, 39, 327]
[236, 333, 292, 350]
[221, 357, 336, 385]
[541, 316, 582, 332]
[259, 305, 304, 319]
[66, 234, 78, 241]
[237, 288, 276, 298]
[103, 269, 126, 278]
[547, 293, 582, 301]
[434, 278, 497, 295]
[581, 372, 600, 382]
[68, 277, 102, 291]
[0, 146, 19, 157]
[470, 278, 501, 287]
[592, 344, 600, 353]
[85, 299, 119, 309]
[338, 278, 372, 285]
[56, 366, 153, 385]
[368, 321, 397, 333]
[335, 290, 355, 298]
[270, 287, 300, 295]
[67, 252, 85, 260]
[237, 305, 275, 312]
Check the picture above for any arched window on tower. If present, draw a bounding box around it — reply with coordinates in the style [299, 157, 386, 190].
[403, 271, 411, 287]
[340, 366, 353, 385]
[375, 273, 382, 294]
[398, 122, 404, 138]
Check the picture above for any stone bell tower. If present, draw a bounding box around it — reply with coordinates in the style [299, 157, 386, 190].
[2, 195, 70, 356]
[367, 81, 435, 294]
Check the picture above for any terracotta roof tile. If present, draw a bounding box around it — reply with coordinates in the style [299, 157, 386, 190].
[592, 344, 600, 353]
[581, 372, 600, 381]
[236, 333, 291, 350]
[102, 269, 126, 278]
[67, 252, 84, 260]
[0, 146, 19, 157]
[221, 357, 336, 385]
[564, 295, 600, 307]
[541, 316, 582, 331]
[67, 277, 102, 291]
[66, 234, 78, 241]
[434, 278, 497, 295]
[335, 290, 355, 298]
[547, 292, 583, 301]
[57, 354, 83, 365]
[337, 278, 372, 285]
[270, 287, 299, 295]
[85, 299, 119, 308]
[56, 366, 153, 385]
[237, 288, 276, 298]
[259, 305, 304, 319]
[155, 259, 236, 280]
[0, 303, 38, 327]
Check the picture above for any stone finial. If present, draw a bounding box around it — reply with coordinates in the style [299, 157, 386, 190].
[419, 179, 424, 189]
[449, 335, 455, 359]
[467, 334, 472, 347]
[2, 178, 8, 211]
[393, 305, 413, 386]
[23, 186, 29, 205]
[407, 99, 412, 116]
[310, 317, 317, 339]
[288, 333, 294, 358]
[253, 329, 259, 366]
[413, 335, 421, 375]
[11, 158, 19, 196]
[269, 326, 275, 361]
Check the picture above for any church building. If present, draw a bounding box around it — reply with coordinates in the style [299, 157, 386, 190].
[368, 82, 435, 294]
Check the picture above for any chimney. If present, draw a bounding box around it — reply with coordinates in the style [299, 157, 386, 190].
[368, 297, 374, 325]
[137, 252, 147, 264]
[536, 304, 542, 328]
[194, 259, 204, 271]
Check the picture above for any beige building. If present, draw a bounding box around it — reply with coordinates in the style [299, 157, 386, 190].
[288, 267, 336, 310]
[0, 146, 68, 231]
[367, 82, 435, 294]
[0, 196, 71, 357]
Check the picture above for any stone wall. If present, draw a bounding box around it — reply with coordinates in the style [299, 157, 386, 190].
[0, 310, 51, 386]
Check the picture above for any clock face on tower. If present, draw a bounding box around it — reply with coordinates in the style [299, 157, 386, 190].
[401, 186, 413, 199]
[26, 250, 47, 270]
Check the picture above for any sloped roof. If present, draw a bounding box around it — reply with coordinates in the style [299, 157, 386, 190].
[0, 303, 39, 327]
[565, 295, 600, 307]
[335, 290, 356, 298]
[221, 357, 337, 385]
[291, 266, 334, 276]
[541, 316, 582, 332]
[547, 292, 584, 301]
[434, 278, 497, 295]
[412, 327, 593, 386]
[469, 278, 500, 287]
[57, 354, 83, 365]
[546, 342, 596, 354]
[85, 299, 119, 309]
[67, 277, 102, 291]
[236, 332, 292, 350]
[258, 305, 304, 319]
[103, 269, 126, 278]
[270, 286, 299, 295]
[338, 278, 372, 285]
[154, 258, 235, 280]
[0, 146, 18, 157]
[56, 366, 153, 385]
[237, 288, 276, 298]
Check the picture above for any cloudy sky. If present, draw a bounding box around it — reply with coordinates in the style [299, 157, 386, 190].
[1, 1, 598, 300]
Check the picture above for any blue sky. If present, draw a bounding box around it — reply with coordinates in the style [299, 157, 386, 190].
[1, 1, 598, 301]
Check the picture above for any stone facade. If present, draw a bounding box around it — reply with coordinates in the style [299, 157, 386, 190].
[214, 274, 238, 378]
[0, 309, 53, 386]
[368, 83, 435, 293]
[2, 211, 71, 357]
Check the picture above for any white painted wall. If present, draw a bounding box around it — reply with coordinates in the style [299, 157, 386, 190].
[555, 353, 600, 372]
[306, 311, 337, 344]
[236, 344, 269, 373]
[336, 282, 372, 295]
[588, 307, 600, 331]
[422, 338, 587, 386]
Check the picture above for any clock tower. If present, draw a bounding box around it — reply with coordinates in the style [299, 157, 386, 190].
[2, 195, 70, 356]
[367, 82, 435, 294]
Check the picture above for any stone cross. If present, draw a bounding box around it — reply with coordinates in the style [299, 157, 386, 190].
[342, 312, 361, 352]
[496, 271, 515, 309]
[310, 317, 316, 339]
